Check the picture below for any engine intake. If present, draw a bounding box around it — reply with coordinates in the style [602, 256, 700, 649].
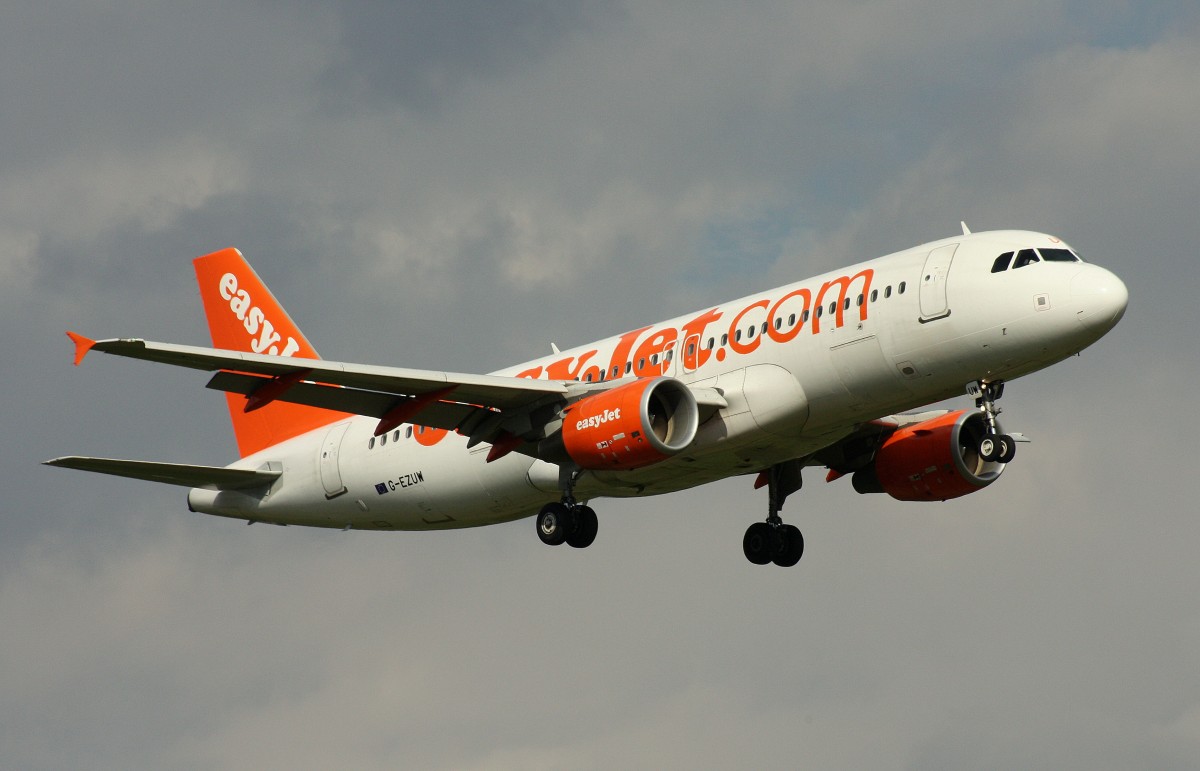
[549, 377, 699, 470]
[852, 410, 1006, 501]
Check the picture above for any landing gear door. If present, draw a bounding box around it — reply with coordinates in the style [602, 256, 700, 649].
[319, 422, 351, 499]
[919, 243, 957, 321]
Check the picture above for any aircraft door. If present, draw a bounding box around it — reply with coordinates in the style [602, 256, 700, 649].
[919, 244, 957, 321]
[319, 422, 351, 499]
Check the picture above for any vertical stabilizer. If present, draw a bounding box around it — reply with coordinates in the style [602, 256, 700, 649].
[193, 248, 348, 457]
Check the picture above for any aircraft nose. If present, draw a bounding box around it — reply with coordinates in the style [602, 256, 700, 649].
[1070, 265, 1129, 332]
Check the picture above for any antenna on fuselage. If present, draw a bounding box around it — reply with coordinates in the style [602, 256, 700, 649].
[961, 221, 972, 235]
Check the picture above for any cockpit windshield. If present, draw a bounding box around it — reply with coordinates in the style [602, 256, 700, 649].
[1039, 248, 1080, 263]
[991, 246, 1081, 273]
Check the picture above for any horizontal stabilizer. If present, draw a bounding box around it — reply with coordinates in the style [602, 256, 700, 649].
[43, 456, 281, 490]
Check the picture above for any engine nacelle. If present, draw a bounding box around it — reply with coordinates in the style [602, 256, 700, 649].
[852, 410, 1005, 501]
[552, 377, 699, 470]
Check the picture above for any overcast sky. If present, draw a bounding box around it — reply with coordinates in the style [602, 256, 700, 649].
[4, 1, 1200, 768]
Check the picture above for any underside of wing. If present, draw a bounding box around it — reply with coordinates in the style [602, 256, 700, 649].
[43, 456, 280, 490]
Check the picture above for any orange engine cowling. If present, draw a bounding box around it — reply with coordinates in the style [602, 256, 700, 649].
[554, 377, 699, 470]
[852, 410, 1006, 501]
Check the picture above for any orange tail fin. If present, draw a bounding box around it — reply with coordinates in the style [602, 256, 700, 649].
[194, 248, 348, 457]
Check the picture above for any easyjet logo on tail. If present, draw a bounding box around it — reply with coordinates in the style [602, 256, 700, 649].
[218, 272, 301, 357]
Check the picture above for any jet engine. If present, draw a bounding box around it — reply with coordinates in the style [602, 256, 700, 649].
[546, 377, 699, 470]
[852, 410, 1006, 501]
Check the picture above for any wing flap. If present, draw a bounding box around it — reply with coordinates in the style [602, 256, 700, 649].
[43, 456, 281, 490]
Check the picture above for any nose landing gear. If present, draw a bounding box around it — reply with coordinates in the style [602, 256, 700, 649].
[970, 380, 1016, 464]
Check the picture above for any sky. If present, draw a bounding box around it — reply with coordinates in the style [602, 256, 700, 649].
[3, 1, 1199, 768]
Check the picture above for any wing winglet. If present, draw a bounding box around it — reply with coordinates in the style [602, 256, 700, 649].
[66, 331, 96, 366]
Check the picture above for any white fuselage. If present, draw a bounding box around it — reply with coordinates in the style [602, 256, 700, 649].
[187, 230, 1127, 529]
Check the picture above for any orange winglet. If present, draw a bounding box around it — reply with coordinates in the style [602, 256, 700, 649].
[825, 468, 847, 483]
[66, 331, 96, 366]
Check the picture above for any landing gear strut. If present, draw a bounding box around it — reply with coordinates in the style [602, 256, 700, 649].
[970, 380, 1016, 464]
[743, 461, 805, 567]
[535, 469, 598, 549]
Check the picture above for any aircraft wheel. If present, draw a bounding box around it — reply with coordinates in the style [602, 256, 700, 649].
[979, 436, 1000, 462]
[536, 502, 573, 546]
[743, 522, 774, 565]
[997, 435, 1016, 463]
[772, 524, 804, 567]
[566, 505, 598, 549]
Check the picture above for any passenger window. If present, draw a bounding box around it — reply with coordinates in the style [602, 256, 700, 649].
[802, 310, 810, 323]
[585, 373, 593, 382]
[761, 322, 768, 335]
[898, 282, 906, 294]
[405, 427, 413, 439]
[706, 337, 715, 349]
[380, 433, 387, 446]
[393, 430, 400, 442]
[870, 289, 878, 302]
[368, 437, 375, 449]
[991, 252, 1013, 273]
[747, 325, 755, 339]
[687, 342, 696, 356]
[625, 361, 632, 374]
[828, 301, 836, 314]
[787, 313, 796, 326]
[1012, 249, 1039, 269]
[815, 305, 823, 318]
[638, 357, 646, 369]
[856, 294, 864, 307]
[885, 286, 892, 298]
[650, 354, 659, 366]
[721, 333, 729, 346]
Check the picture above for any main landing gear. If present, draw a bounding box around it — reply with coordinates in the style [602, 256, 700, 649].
[536, 499, 598, 549]
[743, 460, 805, 567]
[537, 499, 597, 547]
[970, 380, 1016, 464]
[536, 469, 598, 549]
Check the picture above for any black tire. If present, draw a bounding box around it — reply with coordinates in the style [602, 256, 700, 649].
[536, 502, 573, 546]
[772, 524, 804, 567]
[743, 522, 774, 565]
[566, 505, 598, 549]
[997, 435, 1016, 463]
[979, 436, 1000, 462]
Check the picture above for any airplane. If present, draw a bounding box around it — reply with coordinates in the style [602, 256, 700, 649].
[45, 225, 1128, 566]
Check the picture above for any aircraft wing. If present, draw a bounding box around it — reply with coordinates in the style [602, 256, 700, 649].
[43, 456, 280, 490]
[68, 333, 573, 448]
[71, 335, 567, 408]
